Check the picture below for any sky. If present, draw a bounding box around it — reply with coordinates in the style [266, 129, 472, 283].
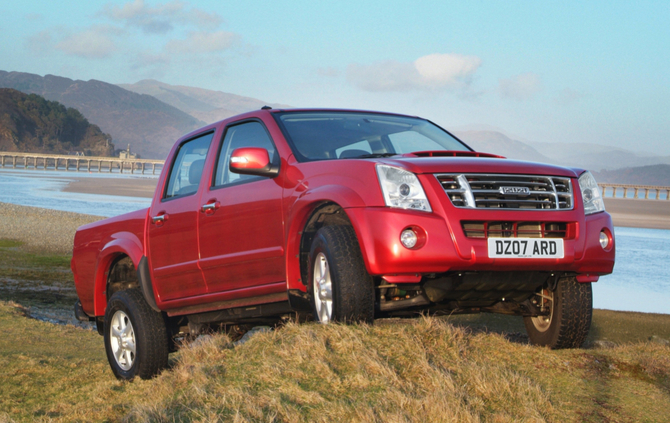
[1, 0, 669, 154]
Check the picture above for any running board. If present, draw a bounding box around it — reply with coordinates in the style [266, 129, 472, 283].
[187, 300, 293, 325]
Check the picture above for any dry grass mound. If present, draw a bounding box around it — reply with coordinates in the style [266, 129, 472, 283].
[126, 318, 670, 423]
[1, 300, 669, 422]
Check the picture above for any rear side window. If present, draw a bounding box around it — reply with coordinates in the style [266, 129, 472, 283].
[164, 132, 213, 199]
[213, 121, 277, 188]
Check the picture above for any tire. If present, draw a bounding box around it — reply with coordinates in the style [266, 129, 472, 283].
[103, 288, 169, 380]
[309, 225, 374, 324]
[524, 276, 592, 349]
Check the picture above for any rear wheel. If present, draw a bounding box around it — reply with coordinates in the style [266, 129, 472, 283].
[309, 225, 374, 323]
[524, 276, 592, 349]
[104, 288, 169, 380]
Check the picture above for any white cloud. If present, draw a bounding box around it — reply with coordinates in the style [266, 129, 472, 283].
[498, 73, 542, 100]
[102, 0, 222, 34]
[317, 67, 340, 78]
[25, 30, 53, 54]
[414, 53, 481, 86]
[346, 53, 482, 93]
[55, 28, 117, 59]
[131, 51, 171, 69]
[165, 30, 238, 54]
[23, 0, 240, 72]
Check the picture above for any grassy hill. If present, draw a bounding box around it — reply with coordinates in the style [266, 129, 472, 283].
[118, 79, 290, 125]
[0, 89, 113, 156]
[0, 71, 204, 159]
[0, 300, 668, 422]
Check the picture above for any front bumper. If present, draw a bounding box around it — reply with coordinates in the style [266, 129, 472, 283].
[346, 206, 615, 278]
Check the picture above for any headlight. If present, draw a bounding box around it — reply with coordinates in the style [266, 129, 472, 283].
[376, 165, 432, 212]
[578, 171, 605, 215]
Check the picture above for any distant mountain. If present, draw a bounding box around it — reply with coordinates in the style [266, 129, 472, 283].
[118, 79, 290, 124]
[593, 164, 670, 187]
[0, 88, 113, 156]
[0, 71, 204, 159]
[453, 130, 553, 164]
[453, 129, 670, 172]
[527, 141, 670, 172]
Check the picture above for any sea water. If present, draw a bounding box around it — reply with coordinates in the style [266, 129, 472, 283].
[593, 227, 669, 314]
[0, 169, 152, 217]
[0, 169, 667, 314]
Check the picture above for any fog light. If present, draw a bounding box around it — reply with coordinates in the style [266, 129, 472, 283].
[599, 231, 609, 249]
[400, 229, 418, 249]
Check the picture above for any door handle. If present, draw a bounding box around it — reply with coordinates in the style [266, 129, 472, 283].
[201, 200, 221, 214]
[151, 213, 169, 225]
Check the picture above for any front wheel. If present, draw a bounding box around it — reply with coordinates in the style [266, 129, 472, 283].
[524, 276, 592, 349]
[104, 288, 169, 380]
[309, 225, 374, 324]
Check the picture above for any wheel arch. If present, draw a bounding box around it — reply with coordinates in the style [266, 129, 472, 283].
[93, 232, 144, 316]
[286, 199, 358, 291]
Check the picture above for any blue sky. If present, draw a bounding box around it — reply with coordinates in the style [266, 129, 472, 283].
[1, 0, 669, 154]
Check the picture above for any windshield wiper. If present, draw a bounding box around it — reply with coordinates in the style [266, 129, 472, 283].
[352, 153, 398, 158]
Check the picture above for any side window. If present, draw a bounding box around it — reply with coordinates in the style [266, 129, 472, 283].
[164, 132, 213, 199]
[213, 121, 277, 187]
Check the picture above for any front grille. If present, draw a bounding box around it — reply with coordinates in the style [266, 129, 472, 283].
[462, 221, 572, 239]
[436, 173, 573, 210]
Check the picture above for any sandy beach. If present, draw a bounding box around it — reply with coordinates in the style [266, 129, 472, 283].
[0, 203, 101, 254]
[62, 176, 157, 198]
[603, 198, 670, 230]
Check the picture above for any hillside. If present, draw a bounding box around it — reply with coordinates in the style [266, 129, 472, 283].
[0, 88, 113, 156]
[594, 164, 670, 186]
[1, 300, 669, 422]
[118, 79, 290, 124]
[453, 129, 670, 172]
[0, 71, 204, 159]
[528, 141, 670, 172]
[453, 130, 552, 164]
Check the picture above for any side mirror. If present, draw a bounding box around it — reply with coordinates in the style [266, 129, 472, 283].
[229, 147, 279, 177]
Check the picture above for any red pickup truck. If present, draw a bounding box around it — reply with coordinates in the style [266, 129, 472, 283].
[72, 108, 615, 380]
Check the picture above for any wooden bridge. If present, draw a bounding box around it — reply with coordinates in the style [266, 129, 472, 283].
[599, 183, 670, 201]
[0, 151, 164, 175]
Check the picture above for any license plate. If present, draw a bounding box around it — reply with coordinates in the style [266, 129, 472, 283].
[487, 238, 564, 259]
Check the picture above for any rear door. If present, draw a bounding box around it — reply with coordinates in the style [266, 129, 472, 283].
[147, 132, 213, 301]
[197, 120, 285, 295]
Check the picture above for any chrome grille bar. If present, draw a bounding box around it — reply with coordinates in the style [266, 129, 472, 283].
[436, 173, 574, 210]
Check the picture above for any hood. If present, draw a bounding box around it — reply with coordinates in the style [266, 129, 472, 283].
[379, 154, 579, 178]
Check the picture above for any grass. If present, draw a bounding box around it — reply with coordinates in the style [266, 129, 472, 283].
[445, 310, 670, 346]
[0, 239, 75, 311]
[0, 302, 152, 422]
[0, 301, 668, 422]
[0, 239, 669, 422]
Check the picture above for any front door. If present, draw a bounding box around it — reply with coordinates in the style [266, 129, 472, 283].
[198, 120, 285, 295]
[147, 132, 213, 301]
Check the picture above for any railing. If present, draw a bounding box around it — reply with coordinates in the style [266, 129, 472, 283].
[599, 183, 670, 201]
[0, 151, 164, 175]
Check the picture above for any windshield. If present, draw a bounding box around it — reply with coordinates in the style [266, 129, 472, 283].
[274, 111, 470, 161]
